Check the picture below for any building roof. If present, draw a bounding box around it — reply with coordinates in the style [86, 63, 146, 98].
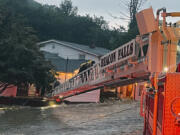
[43, 51, 87, 72]
[38, 39, 110, 57]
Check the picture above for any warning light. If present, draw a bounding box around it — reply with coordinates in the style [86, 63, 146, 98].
[56, 98, 61, 103]
[164, 67, 168, 72]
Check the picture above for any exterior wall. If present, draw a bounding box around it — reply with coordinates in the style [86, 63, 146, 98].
[40, 42, 99, 63]
[28, 84, 36, 97]
[55, 69, 79, 83]
[134, 82, 148, 101]
[116, 84, 135, 99]
[0, 86, 17, 97]
[56, 72, 74, 83]
[65, 89, 100, 103]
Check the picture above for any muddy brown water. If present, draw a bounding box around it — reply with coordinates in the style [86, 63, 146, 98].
[0, 101, 143, 135]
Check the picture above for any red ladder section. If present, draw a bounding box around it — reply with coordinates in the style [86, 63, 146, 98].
[52, 36, 151, 101]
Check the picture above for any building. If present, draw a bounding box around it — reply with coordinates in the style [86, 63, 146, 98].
[38, 40, 110, 63]
[38, 40, 110, 83]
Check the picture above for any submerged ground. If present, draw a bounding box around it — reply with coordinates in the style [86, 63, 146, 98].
[0, 100, 143, 135]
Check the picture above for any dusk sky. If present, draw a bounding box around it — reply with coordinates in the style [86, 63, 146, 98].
[35, 0, 180, 28]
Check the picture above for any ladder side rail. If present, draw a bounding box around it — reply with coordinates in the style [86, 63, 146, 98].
[53, 38, 140, 96]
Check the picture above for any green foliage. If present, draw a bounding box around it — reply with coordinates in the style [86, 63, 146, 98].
[0, 0, 140, 51]
[126, 0, 142, 40]
[59, 0, 78, 16]
[0, 0, 130, 50]
[0, 0, 140, 95]
[0, 2, 55, 94]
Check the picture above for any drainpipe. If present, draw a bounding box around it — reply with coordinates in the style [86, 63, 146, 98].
[156, 7, 166, 28]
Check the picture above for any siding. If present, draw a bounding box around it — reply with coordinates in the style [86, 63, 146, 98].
[40, 42, 99, 63]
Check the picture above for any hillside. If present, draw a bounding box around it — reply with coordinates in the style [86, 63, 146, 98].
[0, 0, 131, 50]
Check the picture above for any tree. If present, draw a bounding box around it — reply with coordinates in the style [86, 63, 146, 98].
[0, 0, 127, 50]
[59, 0, 78, 16]
[109, 0, 147, 45]
[0, 4, 55, 95]
[128, 0, 145, 29]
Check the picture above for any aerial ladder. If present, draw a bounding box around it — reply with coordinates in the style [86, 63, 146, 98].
[51, 7, 180, 134]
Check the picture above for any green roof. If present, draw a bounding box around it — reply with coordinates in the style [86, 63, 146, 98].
[43, 51, 87, 72]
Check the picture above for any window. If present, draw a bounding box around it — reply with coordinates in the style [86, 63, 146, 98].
[79, 54, 85, 60]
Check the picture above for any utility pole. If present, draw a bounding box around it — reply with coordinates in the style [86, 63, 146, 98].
[65, 57, 69, 82]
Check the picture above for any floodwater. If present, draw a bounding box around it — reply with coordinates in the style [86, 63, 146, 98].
[0, 100, 143, 135]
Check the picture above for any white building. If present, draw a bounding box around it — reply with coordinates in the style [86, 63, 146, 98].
[37, 40, 110, 83]
[38, 39, 110, 63]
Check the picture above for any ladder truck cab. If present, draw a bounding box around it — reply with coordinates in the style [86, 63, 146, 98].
[136, 8, 180, 135]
